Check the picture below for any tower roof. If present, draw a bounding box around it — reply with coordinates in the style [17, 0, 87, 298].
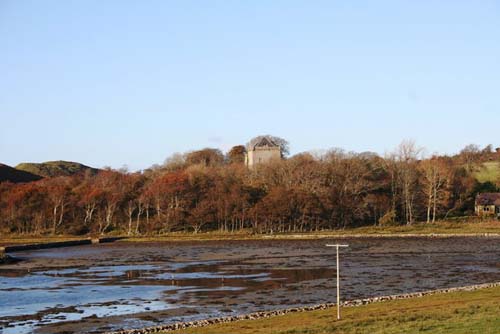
[247, 136, 280, 151]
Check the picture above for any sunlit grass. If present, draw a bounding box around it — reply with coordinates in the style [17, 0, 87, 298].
[169, 285, 500, 334]
[475, 161, 500, 183]
[123, 221, 500, 242]
[2, 220, 499, 246]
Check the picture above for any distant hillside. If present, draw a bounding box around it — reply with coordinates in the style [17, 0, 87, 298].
[15, 161, 99, 178]
[474, 162, 500, 183]
[0, 163, 42, 183]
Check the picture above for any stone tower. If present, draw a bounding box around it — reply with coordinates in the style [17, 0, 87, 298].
[245, 136, 282, 168]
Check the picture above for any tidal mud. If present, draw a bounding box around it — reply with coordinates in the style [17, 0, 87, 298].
[0, 237, 499, 334]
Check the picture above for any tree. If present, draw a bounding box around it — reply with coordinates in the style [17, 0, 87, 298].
[393, 140, 422, 225]
[322, 154, 378, 229]
[94, 170, 127, 234]
[75, 175, 103, 230]
[187, 198, 215, 233]
[446, 166, 477, 217]
[163, 152, 186, 171]
[251, 186, 293, 234]
[227, 145, 246, 164]
[4, 182, 47, 234]
[121, 173, 145, 235]
[419, 157, 451, 223]
[185, 148, 225, 167]
[482, 144, 493, 155]
[159, 171, 189, 232]
[0, 182, 14, 234]
[184, 166, 215, 233]
[459, 144, 481, 173]
[43, 177, 72, 234]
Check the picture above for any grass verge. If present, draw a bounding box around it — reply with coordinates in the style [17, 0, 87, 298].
[169, 285, 500, 334]
[1, 221, 499, 246]
[124, 221, 500, 242]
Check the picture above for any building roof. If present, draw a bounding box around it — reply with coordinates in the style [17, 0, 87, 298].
[247, 136, 280, 151]
[476, 193, 500, 206]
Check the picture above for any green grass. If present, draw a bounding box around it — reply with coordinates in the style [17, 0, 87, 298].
[15, 160, 98, 178]
[475, 161, 500, 183]
[2, 221, 499, 246]
[123, 221, 500, 243]
[169, 285, 500, 334]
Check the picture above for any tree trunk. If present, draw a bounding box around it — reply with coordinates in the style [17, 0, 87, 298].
[52, 205, 58, 235]
[426, 191, 432, 224]
[432, 184, 438, 223]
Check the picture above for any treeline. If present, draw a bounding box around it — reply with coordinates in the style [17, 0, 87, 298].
[1, 140, 499, 236]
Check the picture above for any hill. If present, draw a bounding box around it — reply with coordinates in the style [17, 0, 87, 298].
[0, 163, 42, 183]
[15, 160, 99, 178]
[474, 161, 500, 183]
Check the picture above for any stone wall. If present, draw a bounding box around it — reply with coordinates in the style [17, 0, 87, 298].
[1, 237, 125, 253]
[246, 147, 281, 167]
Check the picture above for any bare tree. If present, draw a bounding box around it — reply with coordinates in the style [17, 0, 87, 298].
[163, 152, 186, 171]
[185, 148, 225, 167]
[419, 157, 451, 223]
[394, 140, 422, 225]
[459, 144, 481, 173]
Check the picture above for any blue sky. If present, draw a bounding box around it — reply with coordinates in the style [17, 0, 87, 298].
[1, 1, 499, 171]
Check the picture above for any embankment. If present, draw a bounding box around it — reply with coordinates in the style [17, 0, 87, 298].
[106, 281, 500, 334]
[0, 237, 124, 255]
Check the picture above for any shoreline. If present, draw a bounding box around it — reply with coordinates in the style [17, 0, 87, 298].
[122, 224, 500, 242]
[250, 232, 500, 239]
[2, 221, 500, 247]
[1, 232, 500, 256]
[106, 281, 500, 334]
[0, 237, 124, 260]
[117, 232, 500, 243]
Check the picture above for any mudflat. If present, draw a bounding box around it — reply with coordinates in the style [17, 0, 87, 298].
[0, 237, 499, 334]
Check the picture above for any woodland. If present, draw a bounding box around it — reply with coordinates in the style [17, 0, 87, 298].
[1, 139, 499, 236]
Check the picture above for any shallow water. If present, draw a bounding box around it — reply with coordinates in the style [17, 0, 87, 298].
[0, 238, 499, 334]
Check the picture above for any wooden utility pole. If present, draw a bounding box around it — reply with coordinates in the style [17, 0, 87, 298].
[326, 244, 349, 320]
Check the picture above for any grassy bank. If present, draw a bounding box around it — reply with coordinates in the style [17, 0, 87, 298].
[1, 221, 499, 246]
[169, 285, 500, 334]
[124, 221, 500, 242]
[475, 161, 500, 183]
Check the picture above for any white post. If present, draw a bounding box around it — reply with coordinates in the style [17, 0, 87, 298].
[336, 245, 340, 320]
[326, 244, 349, 320]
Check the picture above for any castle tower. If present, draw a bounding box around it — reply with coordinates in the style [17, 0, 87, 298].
[245, 136, 281, 168]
